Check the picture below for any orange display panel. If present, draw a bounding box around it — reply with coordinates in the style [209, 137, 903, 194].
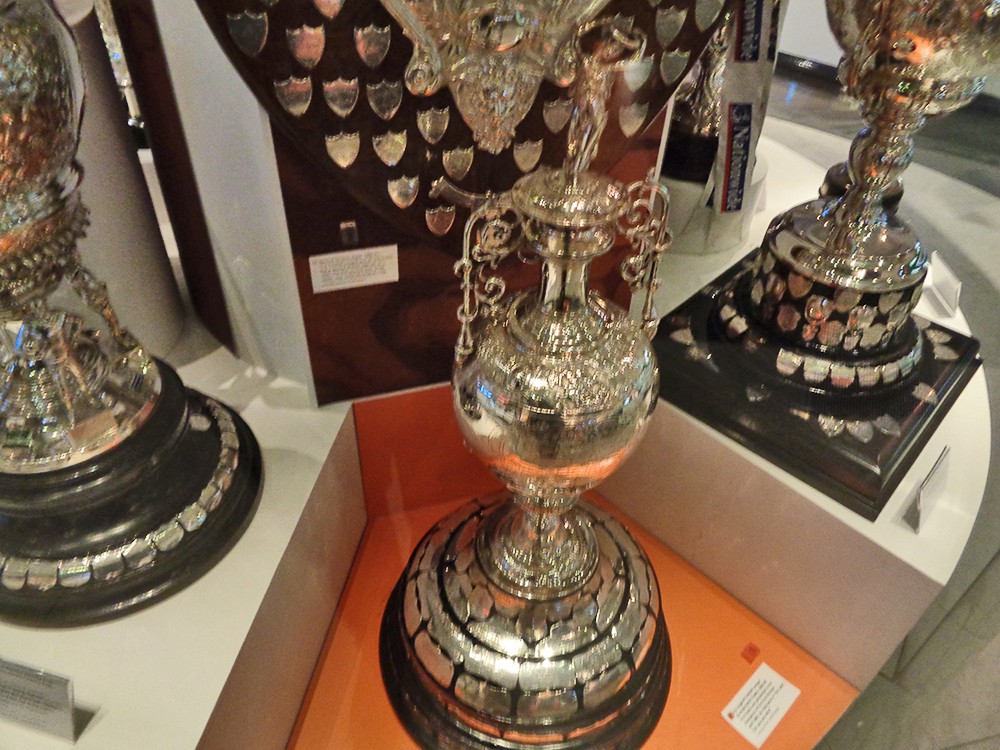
[288, 387, 857, 749]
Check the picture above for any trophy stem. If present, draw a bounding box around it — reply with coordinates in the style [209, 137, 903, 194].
[476, 493, 599, 600]
[829, 102, 923, 256]
[539, 258, 589, 311]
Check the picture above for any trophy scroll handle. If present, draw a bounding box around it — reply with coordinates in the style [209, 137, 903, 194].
[618, 176, 671, 339]
[431, 178, 523, 364]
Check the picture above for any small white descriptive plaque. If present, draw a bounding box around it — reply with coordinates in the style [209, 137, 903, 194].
[721, 663, 800, 749]
[0, 658, 75, 740]
[309, 244, 399, 294]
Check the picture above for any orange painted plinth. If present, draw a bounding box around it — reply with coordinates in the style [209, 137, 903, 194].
[287, 386, 857, 749]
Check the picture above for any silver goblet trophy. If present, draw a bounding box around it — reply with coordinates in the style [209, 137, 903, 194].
[379, 16, 674, 750]
[0, 0, 262, 625]
[658, 0, 997, 517]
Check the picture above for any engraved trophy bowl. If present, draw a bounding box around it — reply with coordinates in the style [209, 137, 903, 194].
[380, 19, 674, 750]
[380, 0, 614, 153]
[0, 0, 262, 626]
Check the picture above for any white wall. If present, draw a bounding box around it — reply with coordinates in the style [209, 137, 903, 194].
[149, 1, 316, 397]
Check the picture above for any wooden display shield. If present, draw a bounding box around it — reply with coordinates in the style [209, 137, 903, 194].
[191, 0, 732, 402]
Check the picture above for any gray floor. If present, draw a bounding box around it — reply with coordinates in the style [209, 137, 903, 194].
[768, 65, 1000, 750]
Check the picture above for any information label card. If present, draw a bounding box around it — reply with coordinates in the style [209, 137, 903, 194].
[0, 658, 75, 740]
[309, 244, 399, 293]
[722, 662, 800, 748]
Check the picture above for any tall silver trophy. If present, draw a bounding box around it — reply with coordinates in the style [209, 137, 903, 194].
[657, 0, 998, 516]
[379, 16, 674, 750]
[0, 0, 261, 625]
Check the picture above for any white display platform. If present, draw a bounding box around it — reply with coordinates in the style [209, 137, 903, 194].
[0, 124, 990, 747]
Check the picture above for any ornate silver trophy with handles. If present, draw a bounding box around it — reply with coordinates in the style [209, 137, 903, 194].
[0, 0, 261, 625]
[657, 0, 997, 516]
[379, 16, 674, 750]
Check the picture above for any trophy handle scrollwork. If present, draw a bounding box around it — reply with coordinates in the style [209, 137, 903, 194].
[619, 177, 671, 339]
[450, 192, 523, 364]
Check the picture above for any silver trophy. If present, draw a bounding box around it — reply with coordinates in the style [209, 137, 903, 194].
[0, 0, 261, 625]
[381, 0, 615, 154]
[657, 0, 997, 515]
[379, 18, 674, 749]
[740, 0, 1000, 380]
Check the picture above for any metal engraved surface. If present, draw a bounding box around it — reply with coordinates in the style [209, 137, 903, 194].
[380, 497, 671, 750]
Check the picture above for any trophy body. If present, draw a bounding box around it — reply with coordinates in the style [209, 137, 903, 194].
[380, 20, 673, 750]
[0, 0, 262, 625]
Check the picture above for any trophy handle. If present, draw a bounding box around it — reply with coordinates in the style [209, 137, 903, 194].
[618, 177, 671, 338]
[451, 191, 523, 364]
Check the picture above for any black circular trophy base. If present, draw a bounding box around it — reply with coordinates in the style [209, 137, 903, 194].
[379, 499, 672, 750]
[0, 361, 263, 627]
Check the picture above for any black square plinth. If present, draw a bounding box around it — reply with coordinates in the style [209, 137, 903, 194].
[653, 257, 982, 520]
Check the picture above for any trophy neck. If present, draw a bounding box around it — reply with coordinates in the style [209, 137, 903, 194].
[538, 256, 590, 312]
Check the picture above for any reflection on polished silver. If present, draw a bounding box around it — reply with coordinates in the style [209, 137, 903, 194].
[366, 79, 402, 121]
[425, 205, 456, 236]
[312, 0, 343, 19]
[0, 399, 239, 592]
[672, 13, 729, 139]
[379, 0, 617, 153]
[543, 97, 573, 132]
[0, 0, 261, 625]
[622, 55, 654, 92]
[381, 17, 672, 750]
[286, 24, 325, 70]
[0, 0, 158, 472]
[694, 0, 725, 30]
[513, 139, 544, 173]
[354, 24, 391, 68]
[416, 106, 449, 144]
[619, 101, 648, 137]
[274, 75, 312, 116]
[322, 77, 358, 118]
[227, 11, 268, 58]
[373, 130, 408, 167]
[659, 49, 689, 85]
[655, 7, 686, 47]
[442, 146, 473, 181]
[772, 0, 1000, 291]
[325, 132, 360, 168]
[388, 175, 420, 208]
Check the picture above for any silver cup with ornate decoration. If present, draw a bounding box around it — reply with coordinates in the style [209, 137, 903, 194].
[379, 16, 674, 750]
[0, 0, 262, 626]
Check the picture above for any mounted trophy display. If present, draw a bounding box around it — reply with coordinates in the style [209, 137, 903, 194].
[655, 0, 997, 517]
[0, 0, 262, 626]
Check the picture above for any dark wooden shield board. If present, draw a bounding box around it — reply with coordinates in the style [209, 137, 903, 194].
[191, 0, 733, 402]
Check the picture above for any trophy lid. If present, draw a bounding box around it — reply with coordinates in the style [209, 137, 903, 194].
[510, 166, 624, 229]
